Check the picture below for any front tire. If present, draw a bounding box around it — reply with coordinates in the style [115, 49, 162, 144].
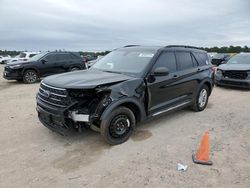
[192, 85, 209, 112]
[100, 107, 135, 145]
[23, 70, 38, 84]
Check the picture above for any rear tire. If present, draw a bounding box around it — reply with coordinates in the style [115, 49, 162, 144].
[70, 67, 80, 71]
[23, 70, 38, 84]
[192, 85, 209, 112]
[100, 107, 135, 145]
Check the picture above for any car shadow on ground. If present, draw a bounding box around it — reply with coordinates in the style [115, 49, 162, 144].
[46, 108, 192, 146]
[0, 80, 41, 91]
[40, 108, 195, 172]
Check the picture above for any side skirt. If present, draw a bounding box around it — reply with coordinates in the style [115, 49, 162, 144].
[152, 100, 192, 117]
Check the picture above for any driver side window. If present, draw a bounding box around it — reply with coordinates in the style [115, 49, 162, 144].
[153, 52, 177, 72]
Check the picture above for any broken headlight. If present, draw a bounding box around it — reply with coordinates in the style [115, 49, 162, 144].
[216, 69, 222, 76]
[68, 89, 95, 98]
[102, 96, 112, 106]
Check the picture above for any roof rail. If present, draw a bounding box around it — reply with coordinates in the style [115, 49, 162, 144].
[123, 45, 141, 48]
[165, 45, 201, 50]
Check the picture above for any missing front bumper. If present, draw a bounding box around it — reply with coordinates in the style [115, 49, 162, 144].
[69, 111, 90, 122]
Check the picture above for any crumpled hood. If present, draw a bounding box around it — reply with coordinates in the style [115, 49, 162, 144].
[43, 69, 133, 89]
[219, 64, 250, 71]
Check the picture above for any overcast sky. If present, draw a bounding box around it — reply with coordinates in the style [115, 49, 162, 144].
[0, 0, 249, 51]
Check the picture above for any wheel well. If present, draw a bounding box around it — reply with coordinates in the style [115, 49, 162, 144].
[119, 102, 141, 123]
[70, 66, 81, 70]
[23, 68, 39, 77]
[204, 82, 212, 95]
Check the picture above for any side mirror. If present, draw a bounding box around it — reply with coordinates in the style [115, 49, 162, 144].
[153, 67, 169, 76]
[41, 59, 47, 64]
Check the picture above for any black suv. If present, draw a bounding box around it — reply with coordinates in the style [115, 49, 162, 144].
[3, 51, 86, 83]
[36, 45, 214, 145]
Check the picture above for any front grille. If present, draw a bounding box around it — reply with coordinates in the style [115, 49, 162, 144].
[38, 82, 70, 107]
[223, 71, 248, 80]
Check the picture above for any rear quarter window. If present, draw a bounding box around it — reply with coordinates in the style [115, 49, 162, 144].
[193, 52, 210, 66]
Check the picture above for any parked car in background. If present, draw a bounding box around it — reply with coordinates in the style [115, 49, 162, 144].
[208, 52, 217, 58]
[3, 51, 86, 83]
[211, 53, 231, 66]
[0, 55, 11, 64]
[7, 52, 40, 63]
[87, 55, 104, 68]
[36, 45, 214, 145]
[215, 53, 250, 88]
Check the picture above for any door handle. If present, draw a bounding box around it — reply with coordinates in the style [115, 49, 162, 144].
[173, 74, 178, 78]
[197, 68, 202, 72]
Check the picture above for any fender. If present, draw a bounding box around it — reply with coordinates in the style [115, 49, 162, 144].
[22, 66, 40, 76]
[100, 97, 147, 122]
[198, 78, 214, 96]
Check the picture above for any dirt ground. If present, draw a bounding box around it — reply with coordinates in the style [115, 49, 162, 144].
[0, 65, 249, 188]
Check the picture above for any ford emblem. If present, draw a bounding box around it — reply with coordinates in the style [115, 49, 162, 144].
[42, 90, 51, 98]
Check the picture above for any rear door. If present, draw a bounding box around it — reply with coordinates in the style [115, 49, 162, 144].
[174, 51, 200, 100]
[40, 53, 59, 76]
[55, 53, 70, 73]
[192, 52, 213, 83]
[56, 53, 78, 73]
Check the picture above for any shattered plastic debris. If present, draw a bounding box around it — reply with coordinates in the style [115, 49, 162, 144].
[177, 163, 188, 171]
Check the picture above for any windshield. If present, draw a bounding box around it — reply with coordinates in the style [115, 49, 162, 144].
[227, 54, 250, 64]
[91, 49, 156, 76]
[19, 52, 26, 58]
[29, 52, 46, 61]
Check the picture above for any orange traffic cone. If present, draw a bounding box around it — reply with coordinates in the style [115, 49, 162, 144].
[192, 131, 213, 165]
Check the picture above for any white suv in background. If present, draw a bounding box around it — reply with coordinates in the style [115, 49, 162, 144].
[7, 52, 40, 63]
[0, 55, 11, 64]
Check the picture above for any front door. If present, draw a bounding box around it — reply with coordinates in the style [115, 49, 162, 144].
[147, 51, 182, 115]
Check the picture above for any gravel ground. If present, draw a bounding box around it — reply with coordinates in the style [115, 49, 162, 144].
[0, 65, 250, 188]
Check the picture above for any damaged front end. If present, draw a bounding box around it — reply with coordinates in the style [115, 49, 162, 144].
[36, 81, 112, 135]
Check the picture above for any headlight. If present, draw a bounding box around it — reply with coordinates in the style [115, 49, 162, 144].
[216, 69, 222, 75]
[9, 64, 21, 69]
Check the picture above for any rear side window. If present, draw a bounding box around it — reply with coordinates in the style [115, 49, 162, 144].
[175, 52, 193, 70]
[29, 54, 37, 58]
[57, 53, 72, 61]
[154, 52, 177, 72]
[193, 52, 209, 66]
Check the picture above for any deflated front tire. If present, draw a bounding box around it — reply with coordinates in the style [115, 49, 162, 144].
[100, 107, 135, 145]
